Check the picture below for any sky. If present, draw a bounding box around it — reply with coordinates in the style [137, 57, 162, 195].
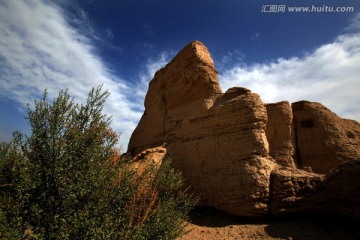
[0, 0, 359, 150]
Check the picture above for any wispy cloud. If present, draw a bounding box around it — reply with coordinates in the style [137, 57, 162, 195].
[218, 48, 245, 71]
[251, 32, 260, 42]
[144, 23, 154, 35]
[0, 0, 142, 149]
[219, 31, 360, 121]
[135, 51, 174, 102]
[346, 12, 360, 31]
[2, 0, 359, 151]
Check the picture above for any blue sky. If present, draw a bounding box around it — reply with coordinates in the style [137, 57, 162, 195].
[1, 0, 360, 150]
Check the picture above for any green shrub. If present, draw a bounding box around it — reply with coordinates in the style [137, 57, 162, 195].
[0, 86, 197, 239]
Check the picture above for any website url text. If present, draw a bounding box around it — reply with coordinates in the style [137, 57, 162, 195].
[261, 5, 355, 13]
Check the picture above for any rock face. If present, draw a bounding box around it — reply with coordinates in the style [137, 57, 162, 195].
[128, 41, 221, 155]
[324, 160, 360, 217]
[128, 41, 360, 217]
[270, 167, 325, 216]
[292, 101, 360, 173]
[166, 86, 276, 216]
[266, 101, 297, 168]
[271, 161, 360, 217]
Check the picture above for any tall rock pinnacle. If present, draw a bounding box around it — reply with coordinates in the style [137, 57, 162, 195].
[128, 41, 222, 154]
[160, 40, 222, 109]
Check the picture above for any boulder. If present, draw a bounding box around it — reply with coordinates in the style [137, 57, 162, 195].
[324, 160, 360, 217]
[131, 146, 167, 168]
[271, 161, 360, 218]
[270, 167, 325, 216]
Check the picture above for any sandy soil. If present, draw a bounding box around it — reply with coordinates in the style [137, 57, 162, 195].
[178, 207, 360, 240]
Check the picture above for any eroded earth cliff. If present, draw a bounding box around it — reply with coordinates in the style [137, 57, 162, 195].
[128, 41, 360, 218]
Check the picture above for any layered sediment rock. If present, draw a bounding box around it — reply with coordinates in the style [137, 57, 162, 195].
[128, 41, 360, 217]
[166, 86, 275, 216]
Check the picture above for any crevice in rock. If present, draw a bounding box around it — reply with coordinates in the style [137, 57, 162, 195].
[300, 119, 314, 128]
[162, 94, 167, 139]
[292, 112, 302, 168]
[268, 171, 275, 216]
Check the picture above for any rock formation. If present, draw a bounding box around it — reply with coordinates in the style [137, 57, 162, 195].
[131, 146, 167, 170]
[270, 167, 325, 216]
[128, 41, 360, 218]
[266, 101, 297, 168]
[324, 160, 360, 217]
[292, 101, 360, 173]
[128, 41, 221, 154]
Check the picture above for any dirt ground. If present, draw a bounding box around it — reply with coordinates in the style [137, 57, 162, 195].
[178, 207, 360, 240]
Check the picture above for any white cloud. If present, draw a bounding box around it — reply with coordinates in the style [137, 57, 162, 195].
[135, 51, 174, 101]
[346, 12, 360, 31]
[218, 48, 245, 71]
[219, 33, 360, 121]
[2, 0, 359, 151]
[0, 0, 142, 149]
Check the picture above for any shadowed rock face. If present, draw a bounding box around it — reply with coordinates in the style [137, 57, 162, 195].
[292, 101, 360, 173]
[128, 41, 360, 218]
